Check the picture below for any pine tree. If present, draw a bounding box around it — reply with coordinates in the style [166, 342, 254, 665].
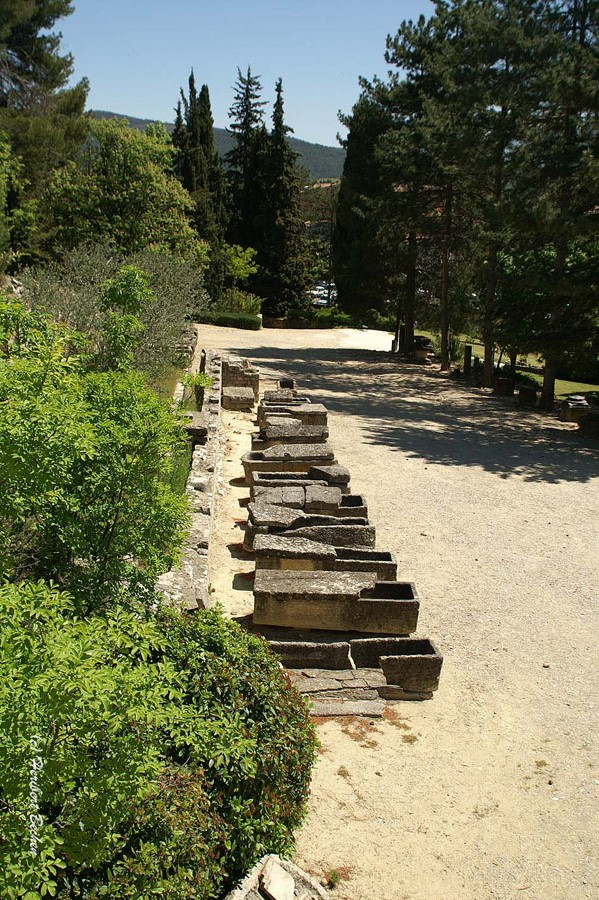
[510, 0, 599, 407]
[173, 71, 227, 298]
[333, 93, 394, 322]
[0, 0, 88, 264]
[0, 0, 78, 107]
[226, 66, 268, 251]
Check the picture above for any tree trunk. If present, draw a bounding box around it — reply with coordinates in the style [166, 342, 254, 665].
[440, 187, 452, 372]
[540, 357, 557, 411]
[482, 246, 499, 387]
[509, 350, 517, 389]
[402, 231, 417, 356]
[542, 225, 568, 411]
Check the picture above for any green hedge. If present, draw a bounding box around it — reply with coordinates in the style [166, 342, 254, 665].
[198, 310, 262, 330]
[313, 308, 354, 328]
[0, 589, 317, 899]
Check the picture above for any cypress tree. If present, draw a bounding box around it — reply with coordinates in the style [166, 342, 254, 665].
[258, 78, 310, 317]
[226, 66, 268, 251]
[173, 71, 227, 297]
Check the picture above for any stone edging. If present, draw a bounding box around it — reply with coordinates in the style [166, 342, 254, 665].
[157, 344, 223, 611]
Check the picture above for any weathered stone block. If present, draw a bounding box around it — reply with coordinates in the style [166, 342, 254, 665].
[182, 411, 208, 447]
[351, 637, 442, 692]
[262, 389, 310, 403]
[251, 486, 306, 508]
[307, 464, 351, 486]
[250, 473, 329, 497]
[242, 445, 336, 482]
[223, 855, 329, 900]
[248, 502, 305, 529]
[258, 402, 328, 427]
[222, 386, 255, 411]
[253, 534, 337, 570]
[338, 494, 368, 517]
[289, 524, 375, 548]
[331, 548, 398, 580]
[269, 640, 351, 670]
[255, 423, 330, 449]
[253, 570, 418, 634]
[304, 484, 342, 513]
[222, 356, 260, 400]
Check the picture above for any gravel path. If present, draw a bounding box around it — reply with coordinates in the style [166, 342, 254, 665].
[198, 325, 599, 900]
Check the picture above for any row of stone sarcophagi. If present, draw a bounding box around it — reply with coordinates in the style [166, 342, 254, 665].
[241, 381, 443, 702]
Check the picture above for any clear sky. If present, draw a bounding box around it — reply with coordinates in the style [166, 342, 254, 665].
[59, 0, 434, 148]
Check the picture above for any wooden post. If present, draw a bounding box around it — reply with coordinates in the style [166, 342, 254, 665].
[463, 345, 473, 377]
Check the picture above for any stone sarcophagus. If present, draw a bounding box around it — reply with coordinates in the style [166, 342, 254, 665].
[253, 570, 419, 634]
[241, 444, 337, 483]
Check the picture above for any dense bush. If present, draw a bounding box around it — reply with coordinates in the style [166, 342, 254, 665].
[0, 298, 189, 612]
[0, 581, 176, 899]
[0, 588, 317, 899]
[44, 119, 198, 256]
[362, 307, 395, 332]
[95, 608, 318, 899]
[217, 287, 263, 316]
[199, 309, 262, 330]
[312, 307, 354, 328]
[22, 243, 210, 377]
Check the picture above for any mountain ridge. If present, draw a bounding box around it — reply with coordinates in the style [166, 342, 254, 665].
[90, 110, 345, 181]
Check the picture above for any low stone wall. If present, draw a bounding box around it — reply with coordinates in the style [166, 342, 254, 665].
[157, 347, 223, 611]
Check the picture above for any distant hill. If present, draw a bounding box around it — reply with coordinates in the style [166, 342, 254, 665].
[91, 110, 345, 181]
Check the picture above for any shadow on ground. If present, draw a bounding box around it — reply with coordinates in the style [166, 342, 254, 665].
[229, 345, 599, 485]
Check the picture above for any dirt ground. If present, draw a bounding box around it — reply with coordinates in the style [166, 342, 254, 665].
[198, 325, 599, 900]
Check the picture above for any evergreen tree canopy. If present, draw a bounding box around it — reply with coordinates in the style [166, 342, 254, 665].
[258, 78, 310, 316]
[226, 66, 269, 250]
[173, 70, 227, 298]
[0, 0, 77, 108]
[226, 70, 309, 316]
[336, 0, 599, 403]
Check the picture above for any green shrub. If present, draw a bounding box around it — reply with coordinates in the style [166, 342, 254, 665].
[0, 581, 176, 899]
[0, 299, 190, 612]
[156, 607, 318, 892]
[21, 243, 210, 377]
[218, 287, 263, 316]
[199, 310, 262, 330]
[0, 591, 317, 899]
[313, 307, 354, 328]
[363, 308, 395, 331]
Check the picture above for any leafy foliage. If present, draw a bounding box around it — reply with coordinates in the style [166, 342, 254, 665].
[155, 607, 318, 892]
[45, 119, 198, 256]
[198, 309, 262, 330]
[0, 588, 317, 899]
[0, 297, 189, 611]
[0, 580, 175, 898]
[21, 243, 210, 377]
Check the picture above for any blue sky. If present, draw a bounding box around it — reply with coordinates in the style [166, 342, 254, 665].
[59, 0, 433, 147]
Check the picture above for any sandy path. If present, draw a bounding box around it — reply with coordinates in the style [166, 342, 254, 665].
[199, 325, 599, 900]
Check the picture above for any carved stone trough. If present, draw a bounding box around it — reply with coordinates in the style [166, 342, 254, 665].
[251, 483, 366, 517]
[243, 502, 372, 550]
[241, 443, 336, 483]
[257, 402, 328, 428]
[268, 635, 443, 701]
[253, 570, 419, 634]
[253, 535, 397, 579]
[251, 422, 329, 450]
